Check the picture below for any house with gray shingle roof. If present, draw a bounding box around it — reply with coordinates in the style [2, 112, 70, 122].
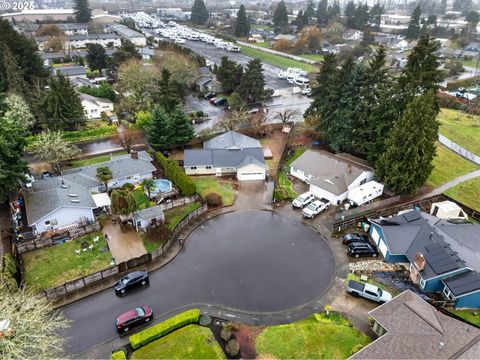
[350, 290, 480, 359]
[290, 150, 374, 205]
[184, 131, 266, 181]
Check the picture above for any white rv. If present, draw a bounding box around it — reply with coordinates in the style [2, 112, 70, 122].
[348, 181, 384, 207]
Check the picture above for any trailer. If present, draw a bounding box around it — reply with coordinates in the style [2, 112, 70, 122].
[347, 181, 384, 207]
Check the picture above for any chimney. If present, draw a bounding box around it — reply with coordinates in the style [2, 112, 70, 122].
[415, 252, 426, 271]
[130, 150, 138, 160]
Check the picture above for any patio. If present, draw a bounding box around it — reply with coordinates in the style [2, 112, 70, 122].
[100, 218, 147, 263]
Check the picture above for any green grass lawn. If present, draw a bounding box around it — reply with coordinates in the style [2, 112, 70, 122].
[253, 41, 271, 48]
[256, 313, 371, 359]
[299, 54, 324, 62]
[164, 202, 202, 231]
[132, 325, 225, 359]
[438, 108, 480, 156]
[427, 143, 479, 188]
[22, 232, 112, 291]
[63, 151, 128, 170]
[193, 177, 236, 206]
[461, 58, 479, 68]
[449, 309, 480, 327]
[277, 171, 297, 199]
[240, 45, 317, 73]
[445, 177, 480, 211]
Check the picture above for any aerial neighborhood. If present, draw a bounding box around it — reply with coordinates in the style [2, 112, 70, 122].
[1, 0, 480, 358]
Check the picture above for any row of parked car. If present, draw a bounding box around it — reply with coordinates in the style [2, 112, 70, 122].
[292, 192, 330, 218]
[342, 232, 379, 258]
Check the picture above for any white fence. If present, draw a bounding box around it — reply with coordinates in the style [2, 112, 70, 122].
[438, 134, 480, 165]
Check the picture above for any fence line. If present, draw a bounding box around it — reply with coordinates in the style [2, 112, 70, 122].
[438, 134, 480, 165]
[42, 203, 208, 301]
[158, 194, 199, 211]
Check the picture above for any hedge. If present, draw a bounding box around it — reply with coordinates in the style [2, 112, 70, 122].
[156, 152, 196, 196]
[129, 309, 201, 350]
[110, 350, 127, 360]
[446, 76, 480, 91]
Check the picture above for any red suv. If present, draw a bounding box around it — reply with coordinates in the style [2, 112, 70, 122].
[115, 305, 153, 333]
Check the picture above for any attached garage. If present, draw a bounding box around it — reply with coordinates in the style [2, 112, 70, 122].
[237, 163, 266, 181]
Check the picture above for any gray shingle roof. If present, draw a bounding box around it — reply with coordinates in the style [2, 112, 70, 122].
[79, 93, 113, 106]
[204, 131, 261, 150]
[443, 271, 480, 297]
[134, 205, 164, 222]
[184, 148, 265, 169]
[351, 290, 480, 359]
[52, 66, 86, 77]
[109, 24, 145, 39]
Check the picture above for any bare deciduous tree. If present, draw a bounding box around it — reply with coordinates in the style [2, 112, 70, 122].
[273, 109, 300, 123]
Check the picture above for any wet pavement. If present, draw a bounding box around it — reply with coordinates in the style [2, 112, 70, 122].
[61, 210, 335, 355]
[184, 94, 225, 133]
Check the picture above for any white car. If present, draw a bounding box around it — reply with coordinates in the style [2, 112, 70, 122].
[302, 199, 330, 218]
[174, 38, 185, 44]
[292, 192, 315, 208]
[277, 71, 286, 79]
[302, 87, 312, 96]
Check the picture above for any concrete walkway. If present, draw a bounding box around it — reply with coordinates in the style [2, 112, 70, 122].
[427, 169, 480, 196]
[101, 219, 146, 264]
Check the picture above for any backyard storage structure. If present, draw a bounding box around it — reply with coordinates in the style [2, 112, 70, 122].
[430, 200, 468, 220]
[134, 205, 165, 231]
[347, 181, 384, 207]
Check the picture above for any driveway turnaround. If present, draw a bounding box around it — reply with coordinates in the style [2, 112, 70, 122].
[61, 211, 335, 355]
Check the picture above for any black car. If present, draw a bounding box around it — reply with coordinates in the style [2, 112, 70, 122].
[214, 98, 228, 106]
[41, 171, 53, 179]
[115, 271, 149, 295]
[347, 242, 378, 258]
[342, 233, 370, 245]
[203, 92, 217, 100]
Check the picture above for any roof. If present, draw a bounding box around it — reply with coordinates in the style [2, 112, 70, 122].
[109, 24, 145, 39]
[62, 151, 155, 182]
[443, 271, 480, 297]
[204, 131, 261, 150]
[196, 76, 212, 87]
[79, 93, 113, 106]
[92, 193, 111, 208]
[52, 66, 86, 77]
[351, 290, 480, 359]
[291, 150, 373, 195]
[55, 23, 90, 31]
[24, 178, 96, 225]
[36, 33, 119, 42]
[184, 148, 265, 169]
[134, 205, 164, 222]
[70, 77, 95, 88]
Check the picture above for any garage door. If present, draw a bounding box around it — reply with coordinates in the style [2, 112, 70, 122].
[371, 227, 380, 245]
[379, 240, 388, 257]
[237, 171, 265, 181]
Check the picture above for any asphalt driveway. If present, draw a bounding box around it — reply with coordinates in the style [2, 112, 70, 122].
[61, 210, 335, 355]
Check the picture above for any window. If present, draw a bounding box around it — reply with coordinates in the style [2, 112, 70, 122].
[360, 178, 367, 185]
[206, 166, 212, 169]
[190, 166, 197, 170]
[419, 278, 426, 289]
[45, 219, 58, 226]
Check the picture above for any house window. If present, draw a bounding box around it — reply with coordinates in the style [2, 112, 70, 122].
[206, 166, 212, 169]
[190, 166, 197, 170]
[45, 219, 58, 226]
[443, 286, 455, 300]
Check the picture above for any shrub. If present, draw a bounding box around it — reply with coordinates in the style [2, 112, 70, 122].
[226, 339, 240, 356]
[205, 192, 223, 207]
[350, 343, 366, 356]
[437, 93, 462, 110]
[155, 152, 196, 196]
[273, 188, 288, 201]
[220, 327, 232, 342]
[2, 254, 17, 276]
[129, 309, 200, 350]
[110, 349, 127, 360]
[122, 182, 135, 191]
[196, 110, 205, 118]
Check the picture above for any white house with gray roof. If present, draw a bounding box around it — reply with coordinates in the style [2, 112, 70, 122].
[24, 151, 156, 235]
[290, 150, 374, 205]
[79, 93, 114, 119]
[184, 131, 266, 181]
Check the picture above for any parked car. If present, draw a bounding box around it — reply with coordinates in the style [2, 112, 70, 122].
[115, 271, 149, 295]
[115, 305, 153, 333]
[203, 92, 217, 100]
[209, 97, 217, 104]
[41, 171, 53, 179]
[302, 199, 330, 218]
[347, 242, 378, 258]
[301, 87, 312, 96]
[292, 192, 315, 208]
[24, 173, 35, 188]
[214, 98, 228, 106]
[346, 280, 392, 304]
[342, 233, 370, 245]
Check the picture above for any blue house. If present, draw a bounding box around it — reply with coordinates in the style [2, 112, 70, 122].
[369, 211, 480, 309]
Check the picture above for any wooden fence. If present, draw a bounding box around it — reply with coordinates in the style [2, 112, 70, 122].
[159, 194, 199, 211]
[42, 203, 208, 301]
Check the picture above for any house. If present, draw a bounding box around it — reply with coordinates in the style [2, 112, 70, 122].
[344, 29, 363, 41]
[184, 131, 266, 181]
[350, 290, 480, 359]
[79, 93, 114, 119]
[52, 66, 87, 80]
[290, 150, 374, 205]
[35, 33, 121, 51]
[108, 24, 146, 47]
[37, 23, 90, 36]
[369, 210, 480, 308]
[134, 205, 165, 232]
[70, 77, 96, 89]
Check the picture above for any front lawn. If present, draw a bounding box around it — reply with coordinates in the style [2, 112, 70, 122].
[164, 202, 202, 231]
[299, 54, 324, 62]
[131, 325, 225, 359]
[193, 177, 236, 206]
[438, 108, 480, 156]
[426, 143, 479, 188]
[445, 177, 480, 211]
[256, 313, 371, 359]
[448, 309, 480, 327]
[22, 232, 112, 291]
[240, 45, 317, 73]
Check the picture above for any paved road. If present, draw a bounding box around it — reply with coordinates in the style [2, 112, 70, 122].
[61, 210, 335, 355]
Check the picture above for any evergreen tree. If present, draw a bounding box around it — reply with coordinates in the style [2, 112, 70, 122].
[345, 1, 357, 28]
[236, 58, 265, 103]
[85, 43, 106, 71]
[405, 5, 421, 40]
[273, 1, 289, 32]
[147, 106, 173, 150]
[293, 10, 305, 30]
[169, 107, 195, 147]
[466, 11, 480, 33]
[1, 46, 27, 96]
[303, 1, 316, 25]
[73, 0, 92, 23]
[376, 92, 439, 194]
[191, 0, 209, 25]
[316, 0, 329, 26]
[153, 69, 180, 113]
[355, 4, 370, 30]
[370, 3, 383, 29]
[235, 5, 250, 37]
[42, 73, 85, 130]
[327, 1, 341, 20]
[216, 56, 243, 93]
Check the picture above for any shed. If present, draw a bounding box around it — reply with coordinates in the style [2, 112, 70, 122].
[134, 205, 165, 231]
[430, 200, 468, 220]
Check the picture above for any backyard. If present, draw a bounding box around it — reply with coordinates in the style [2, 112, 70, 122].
[131, 325, 225, 359]
[193, 177, 236, 206]
[445, 177, 480, 211]
[274, 146, 307, 201]
[255, 313, 371, 359]
[438, 108, 480, 156]
[426, 143, 479, 188]
[22, 232, 112, 291]
[449, 309, 480, 327]
[164, 202, 202, 231]
[63, 151, 128, 170]
[133, 188, 155, 210]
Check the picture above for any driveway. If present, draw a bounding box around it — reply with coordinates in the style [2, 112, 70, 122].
[233, 180, 274, 211]
[100, 219, 146, 263]
[184, 94, 225, 134]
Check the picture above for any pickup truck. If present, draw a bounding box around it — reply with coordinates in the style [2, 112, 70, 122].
[302, 199, 330, 218]
[346, 280, 392, 304]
